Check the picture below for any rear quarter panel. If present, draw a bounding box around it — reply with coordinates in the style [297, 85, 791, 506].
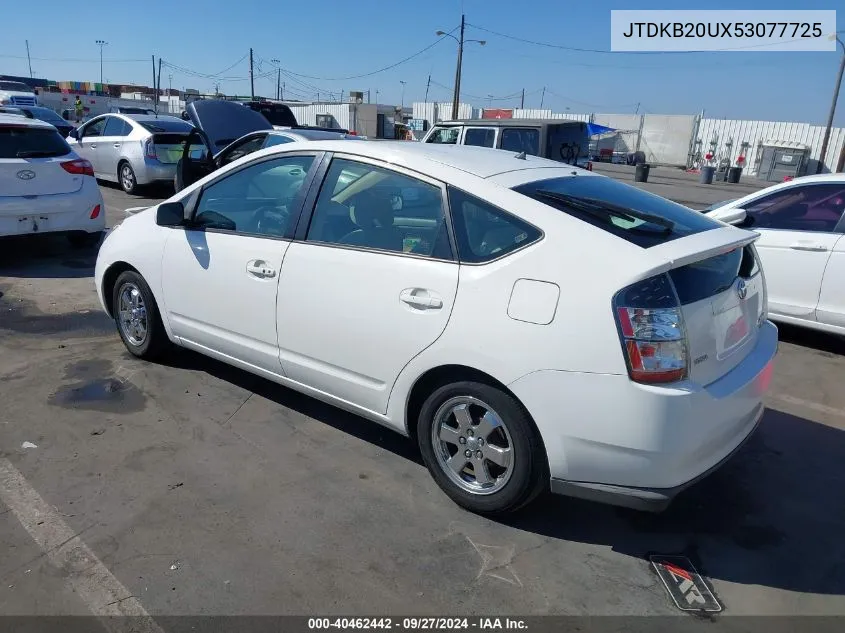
[384, 166, 654, 429]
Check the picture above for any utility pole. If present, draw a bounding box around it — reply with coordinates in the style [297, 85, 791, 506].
[25, 40, 33, 78]
[249, 48, 255, 100]
[817, 33, 845, 173]
[452, 15, 465, 120]
[375, 90, 379, 103]
[424, 74, 431, 104]
[400, 80, 406, 109]
[277, 68, 281, 99]
[156, 57, 162, 114]
[635, 102, 640, 114]
[95, 40, 107, 85]
[340, 90, 344, 104]
[367, 89, 370, 103]
[540, 86, 545, 109]
[282, 82, 285, 100]
[151, 55, 156, 104]
[520, 88, 524, 109]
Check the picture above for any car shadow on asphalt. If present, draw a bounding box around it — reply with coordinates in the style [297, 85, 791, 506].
[504, 406, 845, 597]
[158, 345, 845, 597]
[777, 322, 845, 356]
[0, 234, 99, 279]
[158, 348, 423, 466]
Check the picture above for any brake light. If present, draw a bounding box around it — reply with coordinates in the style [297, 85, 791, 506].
[613, 274, 688, 384]
[347, 130, 357, 136]
[61, 158, 94, 177]
[585, 161, 593, 171]
[144, 138, 157, 160]
[90, 204, 101, 219]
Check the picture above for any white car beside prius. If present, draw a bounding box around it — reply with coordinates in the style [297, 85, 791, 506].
[95, 140, 777, 515]
[706, 174, 845, 336]
[1, 113, 104, 245]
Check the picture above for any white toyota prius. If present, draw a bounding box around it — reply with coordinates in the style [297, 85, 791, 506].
[95, 141, 778, 515]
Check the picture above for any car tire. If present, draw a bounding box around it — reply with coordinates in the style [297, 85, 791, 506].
[119, 161, 138, 195]
[417, 381, 547, 515]
[67, 231, 103, 249]
[111, 270, 170, 360]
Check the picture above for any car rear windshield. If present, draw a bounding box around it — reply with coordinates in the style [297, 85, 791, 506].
[27, 107, 64, 123]
[0, 126, 71, 158]
[513, 175, 719, 247]
[138, 120, 193, 134]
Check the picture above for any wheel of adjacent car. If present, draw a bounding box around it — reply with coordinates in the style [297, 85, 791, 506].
[111, 270, 169, 359]
[67, 231, 103, 249]
[417, 381, 547, 515]
[119, 161, 138, 194]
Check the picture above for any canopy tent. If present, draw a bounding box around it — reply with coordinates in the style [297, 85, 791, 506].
[585, 122, 616, 136]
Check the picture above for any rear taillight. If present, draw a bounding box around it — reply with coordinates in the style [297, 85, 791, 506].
[61, 158, 94, 177]
[90, 204, 101, 219]
[144, 138, 157, 160]
[613, 274, 688, 384]
[585, 161, 593, 171]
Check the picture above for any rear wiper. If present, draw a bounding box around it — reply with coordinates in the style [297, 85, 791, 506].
[16, 150, 62, 157]
[534, 190, 674, 233]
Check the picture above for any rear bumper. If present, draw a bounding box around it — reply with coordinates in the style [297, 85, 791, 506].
[509, 320, 778, 511]
[550, 401, 763, 512]
[0, 177, 104, 237]
[135, 159, 176, 185]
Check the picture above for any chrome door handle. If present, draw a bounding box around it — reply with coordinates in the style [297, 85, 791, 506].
[246, 261, 276, 278]
[400, 288, 443, 310]
[89, 144, 97, 148]
[789, 242, 828, 252]
[113, 143, 121, 148]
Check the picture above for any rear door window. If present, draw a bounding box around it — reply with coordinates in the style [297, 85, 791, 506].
[448, 187, 542, 263]
[0, 126, 71, 158]
[514, 175, 719, 247]
[500, 128, 540, 155]
[103, 117, 131, 137]
[81, 118, 107, 137]
[463, 128, 496, 148]
[742, 184, 845, 232]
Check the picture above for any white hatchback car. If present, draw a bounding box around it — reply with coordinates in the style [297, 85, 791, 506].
[95, 141, 778, 515]
[1, 113, 104, 245]
[705, 174, 845, 336]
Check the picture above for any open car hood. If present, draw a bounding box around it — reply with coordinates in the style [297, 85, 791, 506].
[186, 100, 273, 156]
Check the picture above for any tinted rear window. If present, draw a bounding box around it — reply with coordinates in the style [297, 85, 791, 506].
[669, 245, 759, 305]
[26, 107, 64, 123]
[513, 175, 719, 248]
[138, 119, 193, 134]
[0, 126, 71, 158]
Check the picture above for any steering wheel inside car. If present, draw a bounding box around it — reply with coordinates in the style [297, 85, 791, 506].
[252, 205, 289, 236]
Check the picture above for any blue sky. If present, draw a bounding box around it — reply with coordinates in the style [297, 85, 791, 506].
[1, 0, 842, 125]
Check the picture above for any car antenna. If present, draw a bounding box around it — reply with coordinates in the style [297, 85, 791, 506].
[515, 151, 527, 160]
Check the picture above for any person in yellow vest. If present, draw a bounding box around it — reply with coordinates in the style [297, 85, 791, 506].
[74, 96, 84, 123]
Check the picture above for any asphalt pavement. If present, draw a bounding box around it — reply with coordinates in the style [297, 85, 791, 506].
[1, 174, 843, 624]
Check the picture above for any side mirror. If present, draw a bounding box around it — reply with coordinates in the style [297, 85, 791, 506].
[67, 128, 79, 140]
[708, 206, 747, 226]
[156, 201, 186, 227]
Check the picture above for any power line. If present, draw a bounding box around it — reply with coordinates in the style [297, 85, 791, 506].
[467, 22, 818, 54]
[278, 29, 457, 81]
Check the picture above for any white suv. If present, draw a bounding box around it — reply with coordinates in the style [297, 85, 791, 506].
[0, 113, 104, 246]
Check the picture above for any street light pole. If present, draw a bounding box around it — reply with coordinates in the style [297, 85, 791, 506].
[95, 40, 107, 85]
[399, 80, 406, 109]
[817, 32, 845, 174]
[436, 15, 485, 121]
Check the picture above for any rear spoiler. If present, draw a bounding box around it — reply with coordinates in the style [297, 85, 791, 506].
[625, 226, 760, 283]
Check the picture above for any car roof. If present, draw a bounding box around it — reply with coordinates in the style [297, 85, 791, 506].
[123, 113, 186, 123]
[270, 129, 360, 141]
[433, 118, 586, 128]
[265, 140, 590, 179]
[0, 113, 54, 128]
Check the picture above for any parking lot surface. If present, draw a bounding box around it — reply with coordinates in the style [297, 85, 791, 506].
[1, 177, 844, 621]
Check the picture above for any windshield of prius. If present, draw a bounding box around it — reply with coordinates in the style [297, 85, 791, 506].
[514, 175, 719, 247]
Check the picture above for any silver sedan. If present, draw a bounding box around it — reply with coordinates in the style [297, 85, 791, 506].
[67, 113, 193, 194]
